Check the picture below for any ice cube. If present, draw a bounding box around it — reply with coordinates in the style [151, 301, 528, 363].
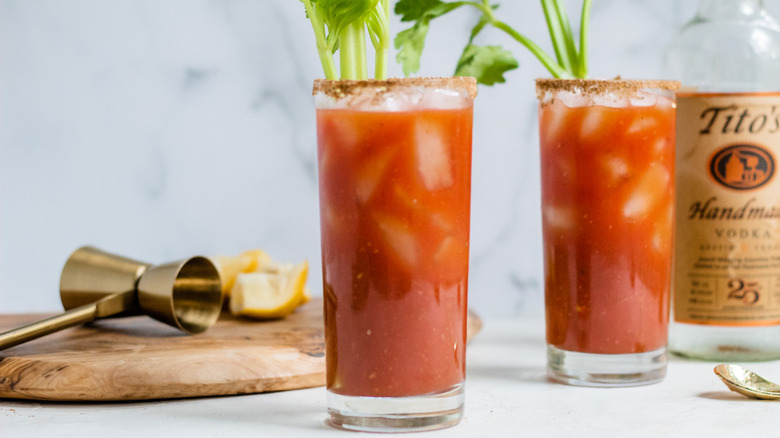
[433, 236, 468, 266]
[543, 205, 576, 229]
[415, 119, 454, 190]
[393, 184, 419, 212]
[323, 117, 359, 153]
[652, 206, 674, 252]
[580, 107, 608, 139]
[623, 193, 651, 220]
[375, 216, 418, 267]
[622, 166, 670, 220]
[629, 91, 659, 107]
[355, 147, 396, 203]
[552, 158, 575, 181]
[370, 90, 422, 111]
[541, 100, 570, 143]
[430, 212, 454, 233]
[317, 145, 330, 176]
[593, 92, 630, 108]
[653, 136, 672, 157]
[555, 90, 590, 108]
[314, 93, 338, 109]
[419, 88, 470, 109]
[603, 155, 630, 185]
[317, 88, 424, 112]
[656, 94, 675, 110]
[627, 116, 658, 135]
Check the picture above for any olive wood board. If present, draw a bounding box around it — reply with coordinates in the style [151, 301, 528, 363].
[0, 299, 482, 402]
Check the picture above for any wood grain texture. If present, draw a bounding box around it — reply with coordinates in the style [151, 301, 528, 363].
[0, 299, 482, 402]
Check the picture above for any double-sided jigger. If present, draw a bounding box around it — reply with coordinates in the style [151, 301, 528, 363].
[0, 246, 223, 350]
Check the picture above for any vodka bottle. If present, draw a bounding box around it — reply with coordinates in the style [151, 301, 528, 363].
[665, 0, 780, 360]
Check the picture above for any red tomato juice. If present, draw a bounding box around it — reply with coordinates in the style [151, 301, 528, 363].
[316, 105, 472, 397]
[539, 95, 675, 355]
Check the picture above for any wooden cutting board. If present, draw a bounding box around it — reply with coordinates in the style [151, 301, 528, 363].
[0, 299, 482, 402]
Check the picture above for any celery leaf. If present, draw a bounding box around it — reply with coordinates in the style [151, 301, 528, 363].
[395, 22, 430, 77]
[395, 0, 443, 22]
[454, 44, 518, 85]
[394, 0, 465, 76]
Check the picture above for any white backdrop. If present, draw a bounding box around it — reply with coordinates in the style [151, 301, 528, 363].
[1, 1, 763, 316]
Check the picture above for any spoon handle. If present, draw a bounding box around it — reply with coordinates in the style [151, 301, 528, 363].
[0, 291, 133, 351]
[0, 304, 98, 350]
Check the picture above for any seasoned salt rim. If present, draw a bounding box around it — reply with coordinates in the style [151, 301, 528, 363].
[535, 78, 681, 101]
[312, 77, 478, 100]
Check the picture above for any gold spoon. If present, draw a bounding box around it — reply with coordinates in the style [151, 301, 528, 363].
[714, 364, 780, 400]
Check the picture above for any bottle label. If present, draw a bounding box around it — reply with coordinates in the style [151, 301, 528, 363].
[675, 92, 780, 326]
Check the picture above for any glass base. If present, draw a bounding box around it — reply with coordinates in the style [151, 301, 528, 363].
[547, 345, 667, 387]
[326, 383, 464, 433]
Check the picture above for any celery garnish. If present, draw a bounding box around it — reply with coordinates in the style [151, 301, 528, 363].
[541, 0, 574, 72]
[301, 0, 338, 80]
[395, 0, 592, 84]
[575, 0, 592, 79]
[340, 21, 368, 80]
[300, 0, 390, 80]
[367, 1, 391, 79]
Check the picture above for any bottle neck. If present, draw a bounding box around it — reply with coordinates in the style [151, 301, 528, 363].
[695, 0, 764, 20]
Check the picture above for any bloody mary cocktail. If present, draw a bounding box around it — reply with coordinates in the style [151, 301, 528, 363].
[314, 77, 476, 430]
[537, 79, 679, 387]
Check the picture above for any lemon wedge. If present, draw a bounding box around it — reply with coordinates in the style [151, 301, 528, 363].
[241, 249, 272, 273]
[229, 261, 309, 319]
[209, 249, 271, 297]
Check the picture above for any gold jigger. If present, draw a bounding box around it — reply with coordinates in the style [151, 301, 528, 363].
[60, 246, 151, 314]
[0, 247, 223, 350]
[136, 257, 223, 334]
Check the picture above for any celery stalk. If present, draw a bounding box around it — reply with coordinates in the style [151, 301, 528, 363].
[367, 0, 390, 79]
[541, 0, 573, 72]
[301, 0, 338, 80]
[492, 19, 572, 79]
[300, 0, 390, 80]
[340, 21, 368, 80]
[374, 40, 388, 80]
[575, 0, 592, 78]
[375, 0, 390, 79]
[553, 0, 579, 73]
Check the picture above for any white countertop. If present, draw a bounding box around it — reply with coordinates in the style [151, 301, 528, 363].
[2, 317, 777, 437]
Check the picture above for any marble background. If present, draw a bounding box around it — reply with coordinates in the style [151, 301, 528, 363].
[2, 1, 773, 316]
